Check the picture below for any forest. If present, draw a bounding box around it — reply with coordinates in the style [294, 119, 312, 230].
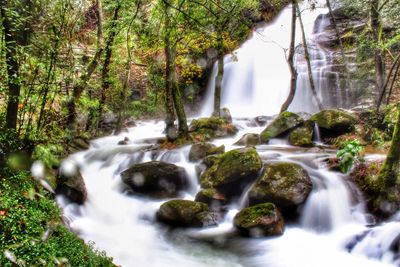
[1, 0, 400, 266]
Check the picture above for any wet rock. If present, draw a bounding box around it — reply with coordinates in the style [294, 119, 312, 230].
[220, 107, 232, 123]
[234, 133, 261, 147]
[121, 161, 188, 198]
[310, 109, 356, 137]
[56, 171, 87, 205]
[195, 188, 228, 210]
[156, 200, 217, 227]
[189, 143, 216, 162]
[118, 137, 130, 145]
[260, 111, 304, 143]
[189, 117, 238, 140]
[248, 162, 312, 214]
[288, 122, 314, 147]
[254, 116, 272, 127]
[200, 148, 263, 197]
[234, 203, 284, 237]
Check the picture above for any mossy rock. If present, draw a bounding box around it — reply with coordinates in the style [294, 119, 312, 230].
[189, 117, 238, 141]
[195, 188, 228, 210]
[200, 148, 263, 196]
[310, 109, 356, 137]
[189, 143, 217, 162]
[288, 122, 314, 147]
[56, 170, 87, 205]
[248, 162, 312, 212]
[260, 111, 303, 143]
[234, 133, 261, 146]
[234, 203, 284, 237]
[156, 200, 216, 227]
[121, 161, 188, 198]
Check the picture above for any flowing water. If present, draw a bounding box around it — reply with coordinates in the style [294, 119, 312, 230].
[57, 2, 400, 267]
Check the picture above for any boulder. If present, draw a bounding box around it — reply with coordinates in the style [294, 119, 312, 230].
[189, 143, 216, 162]
[156, 200, 217, 227]
[220, 107, 232, 123]
[195, 188, 228, 210]
[234, 133, 261, 147]
[234, 203, 284, 237]
[121, 161, 188, 198]
[56, 171, 87, 205]
[260, 112, 303, 143]
[248, 162, 312, 213]
[189, 117, 238, 140]
[288, 122, 314, 147]
[310, 109, 356, 137]
[200, 148, 263, 196]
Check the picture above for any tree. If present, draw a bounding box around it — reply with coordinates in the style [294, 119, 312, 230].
[280, 0, 297, 113]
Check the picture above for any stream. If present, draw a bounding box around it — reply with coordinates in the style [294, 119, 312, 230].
[58, 2, 400, 267]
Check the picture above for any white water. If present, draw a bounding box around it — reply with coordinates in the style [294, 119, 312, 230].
[57, 2, 400, 267]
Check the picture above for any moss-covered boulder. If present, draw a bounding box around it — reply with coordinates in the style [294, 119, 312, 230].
[156, 200, 218, 227]
[248, 162, 312, 213]
[234, 133, 261, 146]
[260, 111, 304, 143]
[288, 122, 314, 147]
[200, 148, 263, 196]
[195, 188, 228, 210]
[310, 109, 356, 137]
[221, 107, 232, 123]
[121, 161, 188, 198]
[56, 171, 87, 205]
[234, 203, 284, 237]
[189, 117, 238, 141]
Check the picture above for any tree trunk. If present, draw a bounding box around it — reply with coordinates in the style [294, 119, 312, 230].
[376, 53, 400, 109]
[378, 104, 400, 205]
[1, 4, 21, 130]
[386, 60, 400, 105]
[96, 2, 121, 129]
[296, 3, 324, 111]
[213, 38, 224, 117]
[280, 0, 297, 113]
[371, 0, 385, 104]
[163, 3, 177, 141]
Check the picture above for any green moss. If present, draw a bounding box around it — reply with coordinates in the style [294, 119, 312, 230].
[200, 148, 262, 188]
[260, 112, 303, 143]
[310, 109, 356, 133]
[0, 170, 114, 266]
[288, 124, 314, 147]
[165, 199, 208, 212]
[234, 203, 275, 228]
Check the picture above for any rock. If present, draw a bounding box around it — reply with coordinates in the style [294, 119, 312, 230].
[189, 143, 216, 162]
[220, 107, 232, 123]
[310, 109, 356, 137]
[189, 117, 238, 140]
[56, 171, 87, 205]
[200, 148, 263, 197]
[118, 137, 130, 145]
[121, 161, 188, 198]
[288, 122, 314, 147]
[254, 116, 271, 127]
[234, 203, 284, 237]
[248, 162, 312, 214]
[156, 200, 217, 227]
[195, 188, 228, 210]
[234, 133, 261, 146]
[260, 111, 304, 143]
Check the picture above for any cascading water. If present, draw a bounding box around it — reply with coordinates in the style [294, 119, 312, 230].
[57, 2, 400, 267]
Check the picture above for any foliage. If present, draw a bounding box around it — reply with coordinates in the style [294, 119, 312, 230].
[336, 140, 364, 173]
[0, 170, 114, 266]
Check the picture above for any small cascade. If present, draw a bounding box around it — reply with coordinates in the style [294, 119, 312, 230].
[313, 123, 323, 144]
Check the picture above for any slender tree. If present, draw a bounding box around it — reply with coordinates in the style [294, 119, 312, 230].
[280, 0, 297, 113]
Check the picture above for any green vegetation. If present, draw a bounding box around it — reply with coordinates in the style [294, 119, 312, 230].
[336, 140, 364, 173]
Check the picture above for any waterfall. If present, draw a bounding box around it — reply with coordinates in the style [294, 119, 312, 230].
[56, 2, 400, 267]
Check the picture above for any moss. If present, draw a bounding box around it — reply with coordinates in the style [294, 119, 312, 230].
[288, 124, 314, 147]
[310, 109, 356, 134]
[157, 200, 210, 227]
[189, 117, 238, 141]
[260, 111, 303, 143]
[200, 148, 262, 188]
[234, 203, 276, 228]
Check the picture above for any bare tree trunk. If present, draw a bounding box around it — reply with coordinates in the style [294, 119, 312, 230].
[95, 2, 121, 129]
[1, 3, 21, 130]
[296, 3, 324, 111]
[280, 0, 297, 113]
[371, 0, 385, 104]
[213, 35, 224, 117]
[376, 53, 400, 109]
[163, 3, 177, 141]
[386, 60, 400, 105]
